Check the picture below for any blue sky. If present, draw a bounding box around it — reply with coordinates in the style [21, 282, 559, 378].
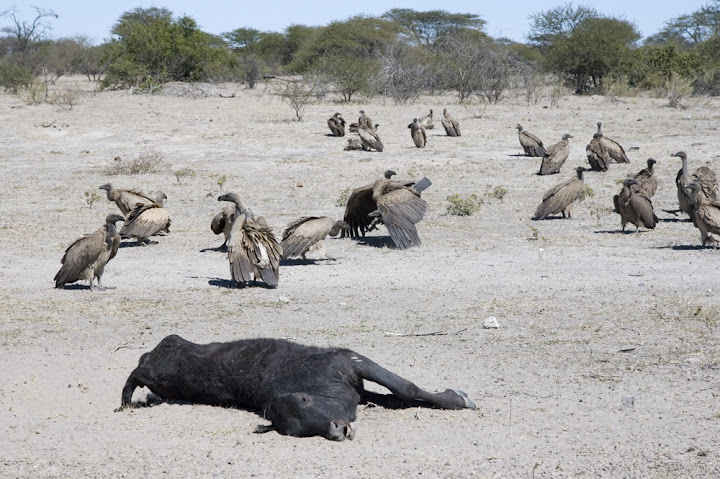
[2, 1, 710, 44]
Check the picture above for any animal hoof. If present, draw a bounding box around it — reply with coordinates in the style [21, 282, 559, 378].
[451, 389, 477, 410]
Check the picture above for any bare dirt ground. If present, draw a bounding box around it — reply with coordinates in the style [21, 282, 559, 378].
[0, 76, 718, 478]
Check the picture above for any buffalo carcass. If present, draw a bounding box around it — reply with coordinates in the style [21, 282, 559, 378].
[119, 335, 476, 440]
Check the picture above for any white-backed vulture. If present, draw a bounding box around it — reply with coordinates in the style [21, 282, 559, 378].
[343, 138, 364, 151]
[418, 109, 434, 129]
[358, 124, 383, 152]
[54, 214, 125, 290]
[120, 192, 171, 245]
[586, 133, 611, 172]
[674, 151, 719, 216]
[684, 182, 720, 246]
[632, 158, 658, 198]
[596, 122, 630, 163]
[613, 179, 657, 231]
[217, 193, 282, 288]
[281, 217, 349, 259]
[442, 109, 461, 137]
[343, 172, 431, 249]
[533, 167, 586, 220]
[539, 134, 572, 175]
[516, 124, 545, 157]
[327, 113, 346, 137]
[99, 183, 155, 216]
[409, 118, 427, 148]
[358, 110, 374, 131]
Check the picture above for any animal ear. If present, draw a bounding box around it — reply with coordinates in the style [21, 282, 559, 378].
[254, 424, 275, 434]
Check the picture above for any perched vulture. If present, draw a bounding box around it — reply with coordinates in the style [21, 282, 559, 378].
[409, 118, 427, 148]
[586, 133, 611, 172]
[343, 171, 431, 249]
[533, 167, 586, 220]
[54, 214, 125, 290]
[343, 138, 364, 151]
[684, 182, 720, 246]
[358, 124, 383, 152]
[327, 113, 346, 137]
[441, 109, 461, 137]
[358, 110, 374, 131]
[632, 158, 658, 198]
[596, 122, 630, 164]
[613, 179, 657, 232]
[217, 193, 282, 288]
[539, 134, 572, 175]
[120, 192, 171, 245]
[99, 183, 155, 216]
[281, 217, 348, 259]
[418, 109, 434, 129]
[674, 151, 719, 216]
[516, 124, 545, 157]
[348, 123, 359, 133]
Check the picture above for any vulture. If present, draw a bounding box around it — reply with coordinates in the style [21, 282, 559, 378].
[533, 167, 587, 220]
[632, 158, 658, 198]
[516, 124, 545, 157]
[217, 193, 282, 288]
[418, 109, 434, 129]
[674, 151, 719, 216]
[409, 118, 427, 148]
[210, 203, 236, 250]
[348, 122, 359, 133]
[441, 109, 461, 137]
[684, 182, 720, 246]
[327, 113, 346, 137]
[358, 110, 374, 131]
[343, 172, 431, 249]
[99, 183, 155, 217]
[120, 192, 171, 245]
[54, 214, 125, 290]
[586, 133, 611, 172]
[539, 134, 572, 175]
[595, 122, 630, 163]
[281, 217, 349, 259]
[613, 179, 657, 232]
[343, 138, 364, 151]
[358, 124, 383, 152]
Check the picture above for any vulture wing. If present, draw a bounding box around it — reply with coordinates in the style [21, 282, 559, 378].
[54, 228, 106, 287]
[120, 204, 170, 239]
[376, 188, 428, 249]
[343, 185, 377, 237]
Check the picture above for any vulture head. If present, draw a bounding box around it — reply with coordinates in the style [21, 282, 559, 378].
[384, 170, 397, 179]
[106, 213, 126, 225]
[672, 151, 687, 160]
[683, 181, 701, 201]
[99, 183, 112, 199]
[329, 220, 350, 236]
[562, 134, 573, 140]
[515, 124, 523, 131]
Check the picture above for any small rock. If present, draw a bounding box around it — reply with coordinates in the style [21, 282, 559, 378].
[278, 297, 290, 304]
[622, 396, 635, 408]
[483, 317, 500, 329]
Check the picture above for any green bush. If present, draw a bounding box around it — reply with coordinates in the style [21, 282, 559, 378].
[0, 60, 34, 93]
[446, 193, 482, 216]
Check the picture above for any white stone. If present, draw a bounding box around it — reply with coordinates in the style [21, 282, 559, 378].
[483, 316, 500, 329]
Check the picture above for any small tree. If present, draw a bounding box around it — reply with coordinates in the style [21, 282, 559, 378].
[275, 78, 315, 120]
[0, 6, 57, 53]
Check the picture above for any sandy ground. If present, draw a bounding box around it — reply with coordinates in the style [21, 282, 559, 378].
[0, 76, 718, 478]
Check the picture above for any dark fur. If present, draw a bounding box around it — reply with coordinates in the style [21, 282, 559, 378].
[120, 335, 475, 440]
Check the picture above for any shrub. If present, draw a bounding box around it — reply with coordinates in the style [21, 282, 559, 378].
[666, 76, 693, 108]
[105, 149, 166, 175]
[446, 193, 482, 216]
[336, 188, 352, 207]
[0, 59, 34, 92]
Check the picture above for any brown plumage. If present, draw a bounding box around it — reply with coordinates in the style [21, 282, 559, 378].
[533, 167, 586, 220]
[327, 113, 346, 137]
[54, 214, 124, 290]
[539, 134, 572, 175]
[409, 118, 427, 148]
[218, 193, 282, 288]
[281, 217, 348, 259]
[210, 203, 236, 250]
[516, 124, 545, 157]
[441, 109, 461, 137]
[684, 182, 720, 246]
[99, 183, 155, 216]
[674, 151, 718, 216]
[586, 133, 611, 172]
[613, 179, 658, 231]
[343, 138, 364, 151]
[343, 173, 431, 249]
[418, 109, 434, 129]
[596, 122, 630, 163]
[358, 110, 374, 131]
[358, 123, 383, 152]
[342, 170, 397, 238]
[632, 158, 658, 198]
[120, 192, 171, 245]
